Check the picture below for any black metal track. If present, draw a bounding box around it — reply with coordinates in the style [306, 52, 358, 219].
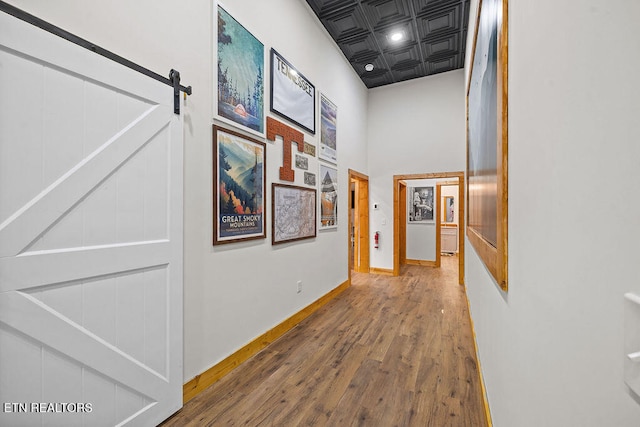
[0, 1, 192, 96]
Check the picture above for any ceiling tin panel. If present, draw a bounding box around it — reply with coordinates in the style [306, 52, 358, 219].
[411, 0, 460, 15]
[425, 54, 459, 74]
[339, 33, 381, 63]
[305, 0, 470, 88]
[373, 20, 416, 52]
[422, 33, 460, 60]
[386, 43, 422, 70]
[321, 6, 369, 41]
[360, 0, 413, 30]
[416, 3, 463, 40]
[305, 0, 357, 16]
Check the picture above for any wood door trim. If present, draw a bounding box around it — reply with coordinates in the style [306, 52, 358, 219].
[393, 172, 465, 285]
[348, 169, 370, 278]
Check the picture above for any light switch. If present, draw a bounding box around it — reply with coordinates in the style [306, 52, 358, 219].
[624, 293, 640, 396]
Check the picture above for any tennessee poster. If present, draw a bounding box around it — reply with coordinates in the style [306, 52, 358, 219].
[213, 125, 266, 244]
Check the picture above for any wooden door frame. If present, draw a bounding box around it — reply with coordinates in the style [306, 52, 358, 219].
[348, 170, 370, 280]
[399, 181, 407, 265]
[393, 172, 465, 285]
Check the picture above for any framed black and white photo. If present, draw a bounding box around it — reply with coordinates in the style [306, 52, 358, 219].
[270, 49, 315, 134]
[295, 154, 308, 170]
[319, 93, 337, 164]
[408, 186, 434, 223]
[304, 172, 316, 186]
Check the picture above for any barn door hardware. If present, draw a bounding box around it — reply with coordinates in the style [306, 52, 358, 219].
[0, 1, 193, 114]
[169, 69, 191, 115]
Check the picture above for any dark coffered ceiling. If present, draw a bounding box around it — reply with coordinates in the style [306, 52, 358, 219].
[304, 0, 470, 88]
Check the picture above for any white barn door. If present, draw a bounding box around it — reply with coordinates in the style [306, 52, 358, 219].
[0, 10, 183, 427]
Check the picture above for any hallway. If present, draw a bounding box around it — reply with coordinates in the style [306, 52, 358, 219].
[163, 256, 487, 426]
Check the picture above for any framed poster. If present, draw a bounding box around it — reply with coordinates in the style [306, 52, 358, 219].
[319, 93, 337, 164]
[408, 186, 434, 223]
[213, 125, 266, 245]
[270, 49, 316, 134]
[319, 163, 338, 229]
[272, 183, 316, 244]
[216, 5, 265, 136]
[466, 0, 508, 290]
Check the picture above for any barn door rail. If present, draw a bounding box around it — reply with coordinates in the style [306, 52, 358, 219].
[0, 1, 192, 114]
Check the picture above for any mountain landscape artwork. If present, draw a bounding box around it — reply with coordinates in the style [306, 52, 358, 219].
[217, 6, 264, 134]
[213, 126, 266, 244]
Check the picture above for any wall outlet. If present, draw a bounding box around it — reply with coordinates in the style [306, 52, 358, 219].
[297, 280, 302, 294]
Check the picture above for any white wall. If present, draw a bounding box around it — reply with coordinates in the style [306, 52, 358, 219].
[5, 0, 369, 382]
[367, 70, 466, 270]
[405, 179, 437, 261]
[464, 0, 640, 425]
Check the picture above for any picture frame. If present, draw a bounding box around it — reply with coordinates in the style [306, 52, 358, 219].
[215, 5, 265, 137]
[319, 163, 338, 229]
[304, 172, 316, 186]
[213, 125, 266, 245]
[319, 93, 337, 164]
[466, 0, 508, 290]
[270, 49, 316, 134]
[272, 183, 317, 244]
[295, 154, 308, 170]
[408, 186, 434, 223]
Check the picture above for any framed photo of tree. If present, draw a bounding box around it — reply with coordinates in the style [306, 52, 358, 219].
[213, 125, 266, 245]
[466, 0, 508, 290]
[216, 5, 265, 137]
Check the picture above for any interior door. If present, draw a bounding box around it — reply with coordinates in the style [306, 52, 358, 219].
[0, 11, 183, 427]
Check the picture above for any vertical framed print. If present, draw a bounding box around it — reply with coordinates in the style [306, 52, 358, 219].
[319, 93, 337, 164]
[213, 125, 266, 245]
[467, 0, 509, 290]
[319, 163, 338, 229]
[270, 49, 315, 134]
[216, 5, 265, 136]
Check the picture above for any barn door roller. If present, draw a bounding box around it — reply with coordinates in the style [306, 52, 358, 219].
[0, 0, 193, 115]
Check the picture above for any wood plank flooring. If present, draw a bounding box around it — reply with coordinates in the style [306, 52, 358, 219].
[162, 255, 487, 426]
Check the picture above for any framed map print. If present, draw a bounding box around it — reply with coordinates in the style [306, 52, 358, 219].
[272, 183, 316, 244]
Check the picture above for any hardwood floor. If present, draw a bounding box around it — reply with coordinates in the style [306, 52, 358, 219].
[162, 255, 487, 426]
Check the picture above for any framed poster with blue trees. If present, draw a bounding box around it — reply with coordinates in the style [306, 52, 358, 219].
[213, 125, 266, 245]
[216, 5, 265, 136]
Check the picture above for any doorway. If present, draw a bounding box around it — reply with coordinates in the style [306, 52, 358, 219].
[393, 172, 465, 285]
[349, 169, 370, 280]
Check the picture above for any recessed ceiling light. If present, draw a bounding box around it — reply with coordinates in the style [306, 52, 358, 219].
[364, 63, 374, 72]
[390, 31, 404, 42]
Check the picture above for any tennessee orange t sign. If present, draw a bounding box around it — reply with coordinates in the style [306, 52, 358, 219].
[266, 117, 304, 182]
